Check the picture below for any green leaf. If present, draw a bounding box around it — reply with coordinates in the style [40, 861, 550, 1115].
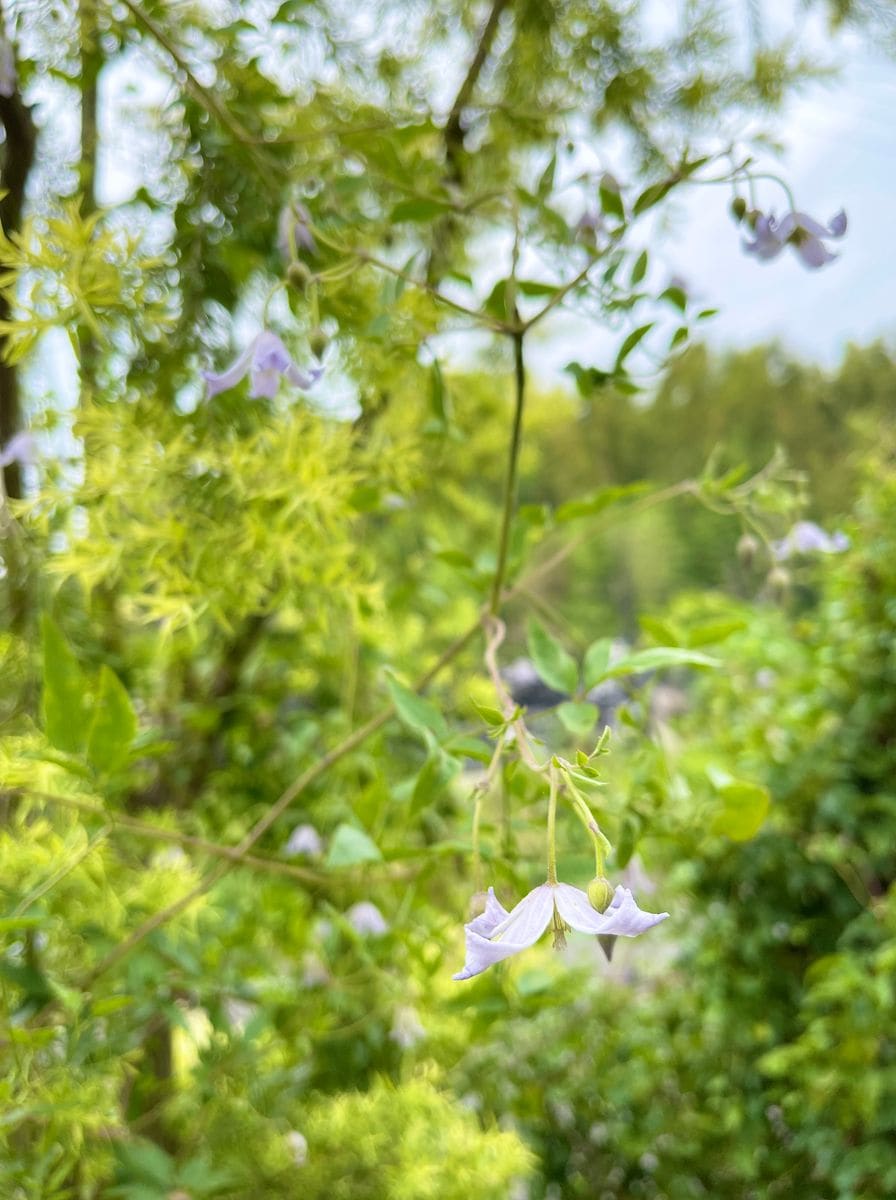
[557, 701, 599, 738]
[630, 249, 648, 285]
[516, 278, 561, 298]
[564, 362, 612, 396]
[599, 177, 625, 221]
[389, 197, 452, 222]
[411, 746, 462, 812]
[583, 638, 613, 690]
[40, 615, 91, 755]
[86, 665, 137, 772]
[326, 823, 383, 868]
[683, 616, 748, 647]
[633, 178, 676, 215]
[114, 1141, 175, 1187]
[385, 672, 448, 740]
[615, 322, 653, 366]
[429, 359, 452, 428]
[599, 646, 720, 680]
[472, 702, 507, 730]
[659, 285, 687, 311]
[711, 780, 770, 841]
[527, 621, 578, 695]
[556, 481, 649, 523]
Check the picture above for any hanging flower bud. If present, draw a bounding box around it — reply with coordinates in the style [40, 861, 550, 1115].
[737, 532, 760, 569]
[587, 876, 615, 913]
[287, 261, 312, 291]
[767, 565, 791, 602]
[309, 327, 328, 360]
[730, 196, 747, 223]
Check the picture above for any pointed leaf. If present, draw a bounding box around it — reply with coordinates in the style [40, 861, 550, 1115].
[325, 823, 382, 868]
[86, 665, 137, 772]
[527, 621, 578, 695]
[583, 638, 614, 689]
[711, 781, 770, 841]
[557, 701, 599, 738]
[599, 647, 720, 680]
[41, 615, 91, 755]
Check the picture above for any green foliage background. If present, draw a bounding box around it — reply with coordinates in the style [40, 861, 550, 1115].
[1, 1, 894, 1198]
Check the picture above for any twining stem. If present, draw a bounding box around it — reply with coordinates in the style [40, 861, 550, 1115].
[82, 619, 482, 985]
[546, 767, 559, 885]
[489, 330, 526, 614]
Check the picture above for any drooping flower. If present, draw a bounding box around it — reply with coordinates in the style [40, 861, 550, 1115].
[0, 430, 37, 469]
[277, 200, 316, 260]
[346, 900, 389, 937]
[772, 520, 850, 560]
[202, 331, 322, 400]
[284, 823, 323, 857]
[389, 1005, 426, 1050]
[453, 881, 668, 980]
[743, 209, 847, 270]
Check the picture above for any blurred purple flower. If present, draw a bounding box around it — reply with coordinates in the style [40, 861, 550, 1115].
[346, 901, 389, 937]
[773, 520, 850, 560]
[389, 1005, 426, 1050]
[0, 430, 37, 468]
[277, 201, 316, 260]
[453, 881, 667, 981]
[202, 331, 321, 400]
[0, 35, 16, 98]
[743, 209, 847, 270]
[284, 823, 323, 857]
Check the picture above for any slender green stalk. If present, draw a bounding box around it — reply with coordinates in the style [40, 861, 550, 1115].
[489, 331, 526, 614]
[546, 768, 559, 885]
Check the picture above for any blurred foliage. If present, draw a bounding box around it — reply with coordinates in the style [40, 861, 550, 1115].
[1, 0, 895, 1197]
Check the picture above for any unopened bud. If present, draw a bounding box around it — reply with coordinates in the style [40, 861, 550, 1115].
[767, 565, 790, 601]
[730, 196, 747, 223]
[309, 327, 328, 359]
[587, 876, 614, 913]
[287, 261, 311, 290]
[737, 532, 760, 569]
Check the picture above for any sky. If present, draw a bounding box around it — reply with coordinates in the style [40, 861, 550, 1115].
[531, 26, 896, 383]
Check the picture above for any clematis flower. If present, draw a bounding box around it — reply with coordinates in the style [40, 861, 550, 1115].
[284, 823, 323, 857]
[277, 200, 316, 260]
[453, 881, 668, 980]
[346, 900, 389, 937]
[772, 520, 849, 560]
[743, 209, 847, 270]
[0, 430, 37, 468]
[202, 331, 322, 400]
[0, 34, 16, 98]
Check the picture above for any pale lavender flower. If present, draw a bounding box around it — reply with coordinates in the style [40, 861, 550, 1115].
[346, 900, 389, 937]
[743, 209, 847, 270]
[285, 1130, 308, 1167]
[453, 881, 667, 980]
[277, 200, 316, 260]
[202, 331, 322, 400]
[284, 823, 323, 857]
[0, 34, 16, 98]
[773, 520, 850, 560]
[388, 1005, 426, 1050]
[0, 430, 37, 468]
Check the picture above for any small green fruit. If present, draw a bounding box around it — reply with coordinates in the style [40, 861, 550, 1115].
[587, 876, 614, 913]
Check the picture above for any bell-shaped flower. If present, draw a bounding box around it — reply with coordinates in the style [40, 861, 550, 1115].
[346, 900, 389, 937]
[284, 822, 323, 857]
[773, 519, 850, 560]
[277, 200, 316, 261]
[202, 331, 322, 400]
[743, 209, 847, 270]
[453, 881, 668, 981]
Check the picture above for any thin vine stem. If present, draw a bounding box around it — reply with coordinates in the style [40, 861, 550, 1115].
[489, 330, 526, 613]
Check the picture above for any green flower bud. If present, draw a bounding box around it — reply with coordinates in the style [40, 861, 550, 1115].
[287, 261, 311, 290]
[730, 196, 747, 223]
[309, 327, 328, 360]
[737, 532, 760, 569]
[767, 565, 791, 602]
[587, 876, 614, 913]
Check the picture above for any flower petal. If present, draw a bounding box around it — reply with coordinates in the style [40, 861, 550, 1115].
[467, 886, 511, 937]
[249, 368, 282, 399]
[203, 340, 256, 398]
[285, 362, 323, 390]
[252, 331, 292, 374]
[453, 884, 554, 981]
[828, 209, 847, 238]
[554, 882, 668, 937]
[791, 236, 836, 270]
